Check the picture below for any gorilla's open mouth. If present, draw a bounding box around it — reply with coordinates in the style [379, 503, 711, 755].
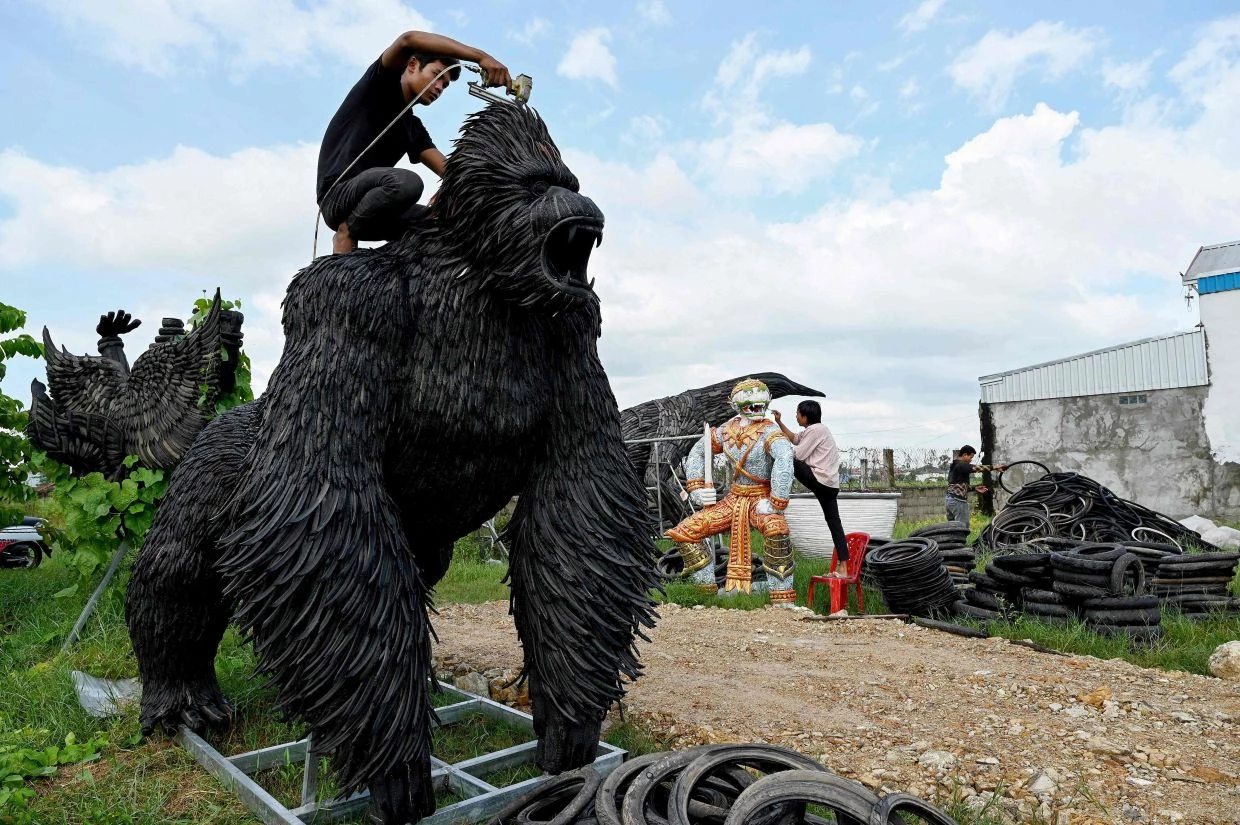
[542, 217, 603, 292]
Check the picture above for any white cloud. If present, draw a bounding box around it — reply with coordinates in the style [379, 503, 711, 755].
[691, 122, 863, 196]
[899, 78, 920, 99]
[0, 142, 322, 390]
[624, 114, 668, 145]
[898, 0, 945, 35]
[708, 34, 812, 114]
[557, 28, 618, 88]
[10, 17, 1240, 449]
[1103, 56, 1156, 91]
[877, 50, 918, 72]
[636, 0, 671, 26]
[693, 36, 860, 196]
[509, 17, 549, 45]
[32, 0, 434, 75]
[949, 21, 1102, 111]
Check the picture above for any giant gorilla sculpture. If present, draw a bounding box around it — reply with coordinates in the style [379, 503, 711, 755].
[125, 103, 659, 824]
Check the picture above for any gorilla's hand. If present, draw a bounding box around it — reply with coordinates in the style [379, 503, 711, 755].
[97, 310, 141, 338]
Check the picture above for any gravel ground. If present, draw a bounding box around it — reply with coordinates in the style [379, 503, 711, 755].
[431, 600, 1240, 825]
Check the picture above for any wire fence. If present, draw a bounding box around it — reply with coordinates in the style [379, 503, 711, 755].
[626, 432, 957, 533]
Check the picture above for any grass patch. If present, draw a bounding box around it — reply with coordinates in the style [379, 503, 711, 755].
[430, 713, 534, 765]
[478, 762, 543, 788]
[432, 557, 509, 605]
[979, 610, 1240, 676]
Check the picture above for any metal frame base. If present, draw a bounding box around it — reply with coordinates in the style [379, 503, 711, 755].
[178, 683, 625, 825]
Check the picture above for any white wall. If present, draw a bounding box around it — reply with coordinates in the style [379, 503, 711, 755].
[1202, 289, 1240, 465]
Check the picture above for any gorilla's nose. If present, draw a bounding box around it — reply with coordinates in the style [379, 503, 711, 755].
[533, 186, 605, 235]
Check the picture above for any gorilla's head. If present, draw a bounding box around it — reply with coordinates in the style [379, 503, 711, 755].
[433, 104, 604, 312]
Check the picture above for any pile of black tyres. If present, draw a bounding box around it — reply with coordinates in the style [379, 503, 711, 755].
[859, 536, 889, 589]
[1153, 552, 1240, 617]
[954, 538, 1240, 642]
[1048, 544, 1162, 644]
[908, 523, 975, 588]
[485, 743, 959, 825]
[976, 471, 1218, 554]
[867, 538, 959, 618]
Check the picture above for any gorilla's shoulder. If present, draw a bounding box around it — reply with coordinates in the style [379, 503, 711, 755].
[284, 247, 422, 332]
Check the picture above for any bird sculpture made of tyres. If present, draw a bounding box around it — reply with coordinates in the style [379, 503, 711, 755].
[27, 295, 245, 479]
[124, 103, 660, 825]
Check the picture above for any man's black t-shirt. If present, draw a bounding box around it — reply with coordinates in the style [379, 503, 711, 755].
[317, 59, 436, 203]
[947, 459, 974, 486]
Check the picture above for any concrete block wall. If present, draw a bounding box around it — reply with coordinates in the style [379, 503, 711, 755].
[894, 486, 948, 524]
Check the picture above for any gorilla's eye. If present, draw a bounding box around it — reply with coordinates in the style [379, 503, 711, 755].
[529, 179, 550, 196]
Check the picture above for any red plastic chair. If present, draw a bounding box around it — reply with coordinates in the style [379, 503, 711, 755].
[807, 532, 870, 615]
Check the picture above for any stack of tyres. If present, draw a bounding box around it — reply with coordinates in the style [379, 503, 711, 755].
[1078, 595, 1163, 645]
[860, 536, 890, 590]
[1153, 552, 1240, 620]
[910, 523, 975, 589]
[1118, 541, 1181, 583]
[1049, 545, 1146, 601]
[1049, 545, 1162, 644]
[1019, 588, 1076, 625]
[868, 538, 959, 618]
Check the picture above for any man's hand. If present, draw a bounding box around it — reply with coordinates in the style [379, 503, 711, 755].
[97, 310, 141, 338]
[976, 485, 989, 495]
[690, 487, 716, 507]
[771, 410, 782, 423]
[477, 54, 512, 90]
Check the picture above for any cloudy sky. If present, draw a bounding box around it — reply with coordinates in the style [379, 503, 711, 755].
[3, 0, 1238, 450]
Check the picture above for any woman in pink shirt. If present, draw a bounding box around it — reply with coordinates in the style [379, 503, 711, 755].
[773, 400, 851, 577]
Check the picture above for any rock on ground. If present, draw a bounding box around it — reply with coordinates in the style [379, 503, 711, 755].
[1210, 641, 1240, 680]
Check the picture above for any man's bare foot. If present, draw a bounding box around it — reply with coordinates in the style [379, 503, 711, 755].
[831, 562, 849, 578]
[333, 223, 357, 254]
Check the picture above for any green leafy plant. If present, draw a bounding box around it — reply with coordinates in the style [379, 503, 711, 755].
[36, 457, 168, 589]
[34, 291, 252, 589]
[0, 301, 44, 528]
[0, 730, 107, 811]
[189, 293, 254, 415]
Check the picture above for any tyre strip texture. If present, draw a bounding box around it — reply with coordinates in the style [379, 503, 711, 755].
[486, 743, 959, 825]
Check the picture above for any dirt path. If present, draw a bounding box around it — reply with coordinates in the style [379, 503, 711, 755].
[431, 601, 1240, 825]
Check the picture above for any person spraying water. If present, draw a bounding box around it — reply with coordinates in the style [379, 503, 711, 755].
[317, 31, 513, 254]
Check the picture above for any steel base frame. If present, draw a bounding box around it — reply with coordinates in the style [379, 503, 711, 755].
[178, 683, 625, 825]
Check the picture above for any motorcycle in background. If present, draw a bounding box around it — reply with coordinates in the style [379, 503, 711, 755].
[0, 516, 53, 569]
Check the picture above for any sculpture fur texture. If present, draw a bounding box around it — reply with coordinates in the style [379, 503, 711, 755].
[125, 104, 659, 824]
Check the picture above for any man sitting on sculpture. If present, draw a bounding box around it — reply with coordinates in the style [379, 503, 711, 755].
[317, 31, 513, 254]
[665, 378, 797, 603]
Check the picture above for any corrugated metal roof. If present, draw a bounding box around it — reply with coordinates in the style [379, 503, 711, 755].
[1198, 273, 1240, 295]
[978, 329, 1208, 403]
[1184, 240, 1240, 284]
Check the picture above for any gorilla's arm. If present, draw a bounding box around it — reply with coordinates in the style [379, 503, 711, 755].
[507, 331, 660, 773]
[213, 267, 437, 821]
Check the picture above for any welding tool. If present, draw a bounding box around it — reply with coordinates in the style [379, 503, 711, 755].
[465, 64, 533, 106]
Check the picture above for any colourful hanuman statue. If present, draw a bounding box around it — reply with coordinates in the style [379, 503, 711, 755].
[666, 378, 797, 603]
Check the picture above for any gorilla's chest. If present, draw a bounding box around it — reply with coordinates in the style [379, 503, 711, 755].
[386, 321, 555, 494]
